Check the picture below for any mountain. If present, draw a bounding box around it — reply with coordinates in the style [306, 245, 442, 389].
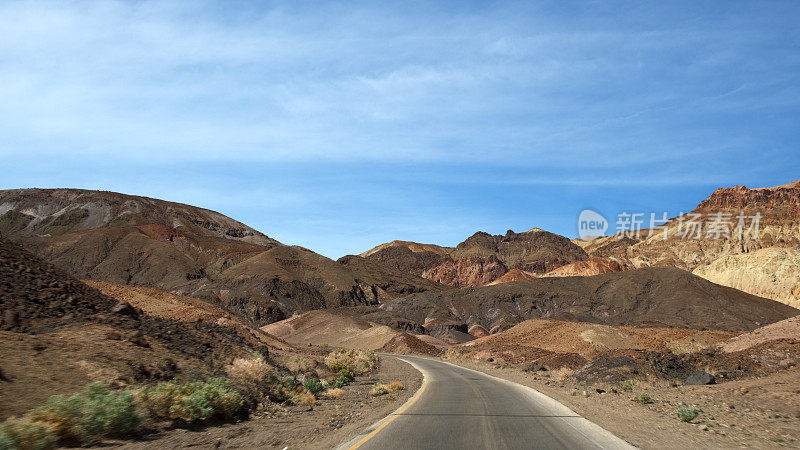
[0, 189, 441, 325]
[580, 180, 800, 307]
[361, 228, 589, 287]
[364, 267, 798, 335]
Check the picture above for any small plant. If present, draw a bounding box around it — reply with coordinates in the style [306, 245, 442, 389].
[621, 380, 634, 392]
[387, 381, 404, 391]
[370, 385, 390, 397]
[141, 378, 242, 423]
[303, 378, 325, 395]
[253, 351, 267, 362]
[677, 405, 700, 423]
[325, 349, 378, 376]
[289, 390, 316, 406]
[226, 358, 271, 386]
[31, 383, 140, 445]
[370, 381, 404, 397]
[280, 375, 299, 390]
[633, 393, 653, 404]
[285, 356, 315, 374]
[324, 388, 345, 399]
[333, 367, 355, 388]
[0, 417, 57, 450]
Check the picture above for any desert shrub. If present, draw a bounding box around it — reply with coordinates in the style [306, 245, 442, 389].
[30, 383, 139, 445]
[226, 357, 272, 405]
[324, 349, 378, 376]
[303, 378, 325, 395]
[324, 388, 345, 399]
[370, 385, 390, 397]
[370, 381, 404, 397]
[253, 351, 267, 362]
[285, 356, 315, 374]
[633, 393, 652, 404]
[289, 390, 316, 406]
[141, 378, 242, 423]
[227, 358, 271, 385]
[620, 380, 634, 392]
[677, 406, 700, 422]
[0, 417, 56, 450]
[280, 375, 299, 390]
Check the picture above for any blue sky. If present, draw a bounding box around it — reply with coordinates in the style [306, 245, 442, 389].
[2, 1, 799, 258]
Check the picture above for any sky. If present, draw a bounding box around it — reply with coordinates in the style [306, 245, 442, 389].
[1, 1, 799, 258]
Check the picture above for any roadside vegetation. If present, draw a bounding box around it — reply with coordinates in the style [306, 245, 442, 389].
[677, 405, 701, 423]
[370, 381, 404, 397]
[0, 349, 381, 449]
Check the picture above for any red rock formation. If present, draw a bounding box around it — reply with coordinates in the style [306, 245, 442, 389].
[422, 255, 508, 287]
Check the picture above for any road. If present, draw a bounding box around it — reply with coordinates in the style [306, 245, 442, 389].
[339, 356, 634, 450]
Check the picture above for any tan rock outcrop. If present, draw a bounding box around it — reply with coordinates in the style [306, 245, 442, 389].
[693, 248, 800, 309]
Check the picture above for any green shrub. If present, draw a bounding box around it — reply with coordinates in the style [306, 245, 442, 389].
[620, 380, 634, 392]
[30, 383, 139, 445]
[633, 393, 653, 404]
[141, 378, 242, 423]
[280, 375, 299, 390]
[303, 378, 325, 395]
[0, 417, 56, 450]
[324, 349, 378, 376]
[677, 405, 700, 422]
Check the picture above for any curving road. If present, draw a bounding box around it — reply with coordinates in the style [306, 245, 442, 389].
[339, 356, 634, 450]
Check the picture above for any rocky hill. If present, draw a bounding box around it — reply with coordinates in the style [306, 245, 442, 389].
[361, 228, 589, 287]
[0, 236, 283, 417]
[580, 180, 800, 307]
[0, 189, 441, 325]
[365, 267, 798, 335]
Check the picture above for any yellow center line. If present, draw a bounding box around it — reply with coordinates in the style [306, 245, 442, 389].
[348, 378, 428, 449]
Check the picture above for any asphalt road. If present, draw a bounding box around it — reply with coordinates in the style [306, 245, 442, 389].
[339, 356, 634, 450]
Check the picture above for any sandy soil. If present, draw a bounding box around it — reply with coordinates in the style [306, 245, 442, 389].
[445, 357, 800, 448]
[99, 356, 423, 450]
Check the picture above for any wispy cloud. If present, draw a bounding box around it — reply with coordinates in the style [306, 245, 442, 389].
[1, 1, 799, 256]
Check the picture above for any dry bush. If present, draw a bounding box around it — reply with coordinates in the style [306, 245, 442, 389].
[285, 356, 315, 374]
[226, 358, 271, 385]
[289, 389, 316, 406]
[370, 381, 404, 397]
[324, 349, 378, 376]
[324, 388, 345, 399]
[225, 358, 272, 407]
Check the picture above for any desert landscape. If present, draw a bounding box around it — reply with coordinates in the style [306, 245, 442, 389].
[0, 181, 799, 448]
[2, 2, 799, 449]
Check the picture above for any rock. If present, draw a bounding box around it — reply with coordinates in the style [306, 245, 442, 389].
[684, 370, 715, 385]
[3, 309, 19, 329]
[0, 366, 9, 382]
[595, 388, 606, 394]
[127, 330, 150, 348]
[111, 301, 139, 318]
[794, 411, 800, 419]
[699, 424, 708, 431]
[583, 390, 590, 398]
